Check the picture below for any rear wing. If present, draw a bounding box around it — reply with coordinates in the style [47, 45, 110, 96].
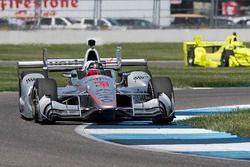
[18, 47, 147, 71]
[183, 36, 202, 65]
[183, 36, 224, 65]
[183, 36, 225, 54]
[18, 58, 147, 70]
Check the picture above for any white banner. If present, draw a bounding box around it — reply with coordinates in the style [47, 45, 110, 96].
[0, 0, 81, 17]
[0, 0, 170, 26]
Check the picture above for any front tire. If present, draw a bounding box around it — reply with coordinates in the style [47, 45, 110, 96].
[32, 78, 57, 123]
[221, 50, 233, 67]
[150, 77, 175, 124]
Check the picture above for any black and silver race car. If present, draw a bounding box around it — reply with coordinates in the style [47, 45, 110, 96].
[18, 40, 175, 124]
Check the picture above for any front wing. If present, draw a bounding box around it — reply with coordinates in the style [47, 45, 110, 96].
[35, 93, 174, 121]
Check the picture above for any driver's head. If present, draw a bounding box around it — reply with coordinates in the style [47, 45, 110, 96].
[87, 61, 104, 70]
[84, 61, 104, 76]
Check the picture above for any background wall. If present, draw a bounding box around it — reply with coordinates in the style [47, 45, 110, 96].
[1, 29, 250, 44]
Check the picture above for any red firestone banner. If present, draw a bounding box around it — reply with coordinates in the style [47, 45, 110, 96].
[0, 0, 171, 26]
[0, 0, 79, 17]
[1, 0, 78, 11]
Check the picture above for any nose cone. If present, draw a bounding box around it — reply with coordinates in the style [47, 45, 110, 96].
[89, 89, 116, 109]
[86, 76, 117, 108]
[89, 88, 117, 108]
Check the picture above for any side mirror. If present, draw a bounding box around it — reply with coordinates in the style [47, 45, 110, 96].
[116, 47, 122, 67]
[63, 73, 77, 78]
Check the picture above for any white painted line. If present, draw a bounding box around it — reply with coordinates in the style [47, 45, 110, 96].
[177, 104, 250, 112]
[84, 128, 216, 135]
[174, 116, 192, 121]
[190, 87, 215, 90]
[138, 143, 250, 152]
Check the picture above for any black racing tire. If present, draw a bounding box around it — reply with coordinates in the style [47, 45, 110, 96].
[149, 77, 175, 124]
[150, 77, 174, 100]
[152, 115, 175, 125]
[32, 78, 57, 123]
[187, 48, 195, 66]
[221, 50, 233, 67]
[34, 78, 57, 100]
[20, 114, 33, 121]
[19, 71, 46, 115]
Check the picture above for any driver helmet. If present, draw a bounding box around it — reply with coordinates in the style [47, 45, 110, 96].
[87, 61, 104, 70]
[84, 61, 104, 76]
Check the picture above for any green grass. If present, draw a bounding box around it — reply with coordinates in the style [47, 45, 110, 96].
[177, 111, 250, 138]
[2, 43, 250, 90]
[0, 43, 182, 61]
[151, 66, 250, 87]
[1, 43, 249, 61]
[0, 44, 86, 61]
[2, 65, 250, 91]
[0, 65, 18, 91]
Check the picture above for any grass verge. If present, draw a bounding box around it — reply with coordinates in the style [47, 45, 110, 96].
[2, 65, 250, 91]
[0, 65, 18, 92]
[151, 66, 250, 87]
[0, 43, 183, 61]
[177, 111, 250, 138]
[1, 43, 250, 61]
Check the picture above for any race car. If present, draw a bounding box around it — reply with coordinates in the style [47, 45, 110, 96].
[18, 39, 175, 124]
[183, 33, 250, 67]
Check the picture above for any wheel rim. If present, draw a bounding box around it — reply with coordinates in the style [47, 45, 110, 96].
[147, 81, 154, 98]
[32, 88, 40, 121]
[221, 56, 227, 67]
[188, 56, 193, 65]
[159, 101, 168, 116]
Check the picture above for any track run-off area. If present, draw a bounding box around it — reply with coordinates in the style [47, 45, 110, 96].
[1, 88, 250, 167]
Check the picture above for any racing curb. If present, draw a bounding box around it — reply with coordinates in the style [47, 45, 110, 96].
[76, 105, 250, 161]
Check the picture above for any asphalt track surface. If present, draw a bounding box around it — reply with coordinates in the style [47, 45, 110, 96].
[1, 88, 250, 167]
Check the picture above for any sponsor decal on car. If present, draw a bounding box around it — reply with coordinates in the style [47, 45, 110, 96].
[95, 81, 109, 87]
[25, 77, 36, 84]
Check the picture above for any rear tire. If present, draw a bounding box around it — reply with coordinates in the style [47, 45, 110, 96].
[187, 48, 195, 66]
[150, 77, 175, 124]
[32, 78, 57, 123]
[221, 50, 233, 67]
[19, 71, 46, 114]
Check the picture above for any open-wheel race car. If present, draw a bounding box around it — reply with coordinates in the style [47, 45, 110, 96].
[183, 33, 250, 67]
[18, 40, 175, 124]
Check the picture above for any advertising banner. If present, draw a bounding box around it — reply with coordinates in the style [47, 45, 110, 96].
[222, 1, 239, 16]
[0, 0, 83, 17]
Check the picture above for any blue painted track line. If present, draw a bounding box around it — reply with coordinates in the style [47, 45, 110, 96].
[93, 132, 236, 140]
[101, 138, 250, 145]
[176, 106, 249, 116]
